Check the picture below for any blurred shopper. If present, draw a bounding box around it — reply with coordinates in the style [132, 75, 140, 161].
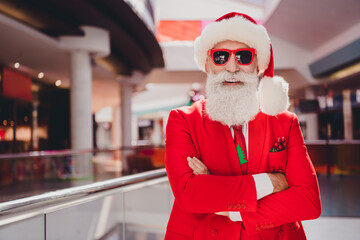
[165, 12, 321, 239]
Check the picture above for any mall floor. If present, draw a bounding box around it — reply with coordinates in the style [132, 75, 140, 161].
[303, 174, 360, 240]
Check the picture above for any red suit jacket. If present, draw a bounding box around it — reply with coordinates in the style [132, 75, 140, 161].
[165, 100, 321, 240]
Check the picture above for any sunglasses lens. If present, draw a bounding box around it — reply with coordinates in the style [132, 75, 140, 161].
[235, 50, 253, 64]
[213, 51, 230, 65]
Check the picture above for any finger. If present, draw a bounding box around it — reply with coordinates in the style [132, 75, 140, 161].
[193, 158, 208, 171]
[188, 157, 203, 169]
[188, 160, 203, 175]
[191, 158, 210, 175]
[188, 158, 204, 172]
[187, 159, 197, 171]
[192, 157, 205, 166]
[215, 212, 228, 216]
[190, 157, 207, 172]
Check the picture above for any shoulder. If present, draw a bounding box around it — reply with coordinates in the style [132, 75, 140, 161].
[169, 100, 205, 120]
[166, 101, 205, 134]
[264, 111, 297, 122]
[256, 111, 298, 131]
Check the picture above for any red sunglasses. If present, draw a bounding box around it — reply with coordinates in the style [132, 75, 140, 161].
[208, 48, 256, 66]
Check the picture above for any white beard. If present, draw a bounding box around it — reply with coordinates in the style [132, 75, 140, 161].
[205, 70, 260, 126]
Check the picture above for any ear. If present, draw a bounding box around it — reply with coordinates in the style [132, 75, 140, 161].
[254, 56, 260, 75]
[205, 58, 209, 75]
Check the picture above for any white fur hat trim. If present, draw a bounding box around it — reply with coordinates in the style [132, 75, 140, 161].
[259, 76, 290, 116]
[194, 15, 271, 72]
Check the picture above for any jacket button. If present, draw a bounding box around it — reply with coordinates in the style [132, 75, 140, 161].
[211, 229, 218, 236]
[278, 230, 284, 237]
[241, 204, 246, 209]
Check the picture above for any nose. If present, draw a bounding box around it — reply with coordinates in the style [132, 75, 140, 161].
[225, 53, 240, 73]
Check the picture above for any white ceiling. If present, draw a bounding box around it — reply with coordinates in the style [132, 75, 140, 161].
[156, 0, 266, 21]
[264, 0, 360, 50]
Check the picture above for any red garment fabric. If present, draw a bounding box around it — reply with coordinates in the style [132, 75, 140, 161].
[164, 100, 321, 239]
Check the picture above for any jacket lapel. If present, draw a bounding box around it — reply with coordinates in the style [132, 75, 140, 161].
[248, 112, 272, 174]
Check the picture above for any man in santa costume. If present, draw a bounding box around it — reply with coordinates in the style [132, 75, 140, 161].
[165, 12, 321, 239]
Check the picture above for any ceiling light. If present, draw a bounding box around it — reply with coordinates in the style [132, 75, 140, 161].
[55, 80, 62, 87]
[329, 61, 360, 81]
[14, 62, 20, 68]
[38, 72, 44, 79]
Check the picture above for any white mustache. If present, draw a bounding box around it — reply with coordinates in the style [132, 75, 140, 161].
[209, 70, 258, 84]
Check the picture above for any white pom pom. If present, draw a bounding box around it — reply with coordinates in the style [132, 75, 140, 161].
[259, 76, 290, 116]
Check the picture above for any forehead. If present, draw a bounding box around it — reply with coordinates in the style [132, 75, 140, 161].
[212, 40, 250, 50]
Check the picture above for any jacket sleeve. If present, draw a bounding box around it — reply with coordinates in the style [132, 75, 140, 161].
[240, 114, 321, 236]
[165, 109, 257, 214]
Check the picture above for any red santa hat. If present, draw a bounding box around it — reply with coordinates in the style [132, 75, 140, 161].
[194, 12, 289, 116]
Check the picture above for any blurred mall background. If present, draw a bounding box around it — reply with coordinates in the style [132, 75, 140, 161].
[0, 0, 359, 239]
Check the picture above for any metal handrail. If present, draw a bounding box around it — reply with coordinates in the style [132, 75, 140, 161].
[0, 145, 165, 160]
[0, 168, 167, 215]
[0, 147, 123, 160]
[305, 139, 360, 145]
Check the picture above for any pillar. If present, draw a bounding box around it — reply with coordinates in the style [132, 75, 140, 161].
[59, 26, 110, 150]
[59, 26, 110, 178]
[111, 105, 121, 148]
[118, 72, 144, 173]
[132, 114, 138, 145]
[121, 82, 133, 172]
[151, 118, 162, 146]
[111, 105, 122, 163]
[70, 50, 92, 149]
[304, 87, 319, 140]
[343, 89, 353, 140]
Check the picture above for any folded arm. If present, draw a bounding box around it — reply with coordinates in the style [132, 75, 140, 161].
[188, 156, 287, 219]
[240, 114, 321, 235]
[165, 109, 257, 214]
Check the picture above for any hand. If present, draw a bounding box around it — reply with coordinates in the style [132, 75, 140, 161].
[267, 172, 289, 193]
[187, 157, 211, 175]
[187, 157, 228, 217]
[215, 211, 229, 217]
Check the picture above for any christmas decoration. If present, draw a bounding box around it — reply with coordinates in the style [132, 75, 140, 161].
[270, 137, 286, 152]
[236, 145, 248, 164]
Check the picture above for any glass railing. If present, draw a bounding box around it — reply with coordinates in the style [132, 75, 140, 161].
[0, 168, 171, 240]
[305, 140, 360, 176]
[0, 146, 166, 202]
